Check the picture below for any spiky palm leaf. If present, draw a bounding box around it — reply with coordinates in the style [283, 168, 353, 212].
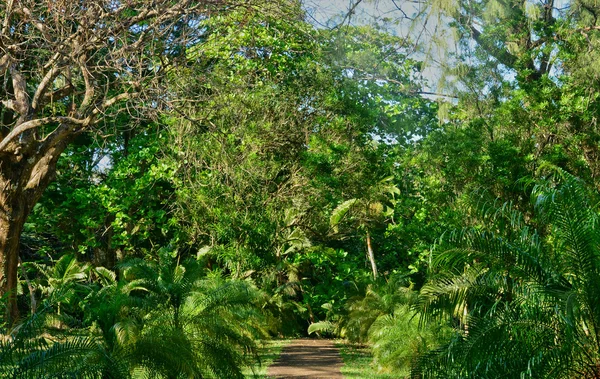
[414, 171, 600, 378]
[368, 305, 448, 376]
[342, 278, 415, 342]
[119, 256, 267, 378]
[0, 306, 130, 379]
[2, 251, 268, 378]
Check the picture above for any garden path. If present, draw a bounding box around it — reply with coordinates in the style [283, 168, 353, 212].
[267, 339, 343, 378]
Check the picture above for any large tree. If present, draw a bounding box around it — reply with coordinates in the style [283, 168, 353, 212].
[0, 0, 262, 324]
[413, 0, 600, 184]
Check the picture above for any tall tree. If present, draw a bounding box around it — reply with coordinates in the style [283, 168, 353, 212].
[0, 0, 262, 324]
[330, 177, 400, 279]
[171, 9, 436, 279]
[411, 0, 600, 185]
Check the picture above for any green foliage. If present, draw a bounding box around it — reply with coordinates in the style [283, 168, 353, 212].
[28, 127, 178, 267]
[343, 278, 416, 343]
[298, 247, 370, 328]
[414, 171, 600, 378]
[2, 250, 269, 378]
[166, 3, 436, 339]
[310, 276, 449, 376]
[368, 305, 449, 375]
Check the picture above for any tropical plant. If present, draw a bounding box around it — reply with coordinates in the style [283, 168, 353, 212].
[308, 275, 447, 376]
[0, 0, 258, 323]
[330, 177, 400, 279]
[342, 276, 416, 343]
[368, 304, 449, 376]
[414, 170, 600, 378]
[0, 289, 131, 378]
[112, 250, 270, 378]
[1, 249, 269, 378]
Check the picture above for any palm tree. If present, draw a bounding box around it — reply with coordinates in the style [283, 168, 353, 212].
[414, 171, 600, 378]
[117, 250, 268, 378]
[342, 276, 416, 342]
[1, 250, 268, 378]
[307, 275, 447, 375]
[0, 261, 131, 378]
[330, 176, 399, 279]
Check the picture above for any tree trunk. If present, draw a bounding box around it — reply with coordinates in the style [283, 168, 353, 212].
[92, 214, 117, 269]
[0, 200, 27, 324]
[366, 230, 378, 279]
[0, 137, 71, 325]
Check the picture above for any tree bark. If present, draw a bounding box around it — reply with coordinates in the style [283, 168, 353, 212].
[366, 230, 377, 279]
[0, 201, 26, 324]
[0, 137, 70, 325]
[92, 214, 117, 269]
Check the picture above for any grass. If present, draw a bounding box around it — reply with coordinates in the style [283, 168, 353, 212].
[243, 339, 291, 378]
[337, 341, 400, 379]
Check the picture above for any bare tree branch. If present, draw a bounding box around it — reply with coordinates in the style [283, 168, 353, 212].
[0, 116, 90, 153]
[8, 63, 31, 122]
[78, 55, 95, 113]
[344, 66, 458, 99]
[32, 65, 63, 113]
[92, 92, 139, 117]
[2, 0, 13, 37]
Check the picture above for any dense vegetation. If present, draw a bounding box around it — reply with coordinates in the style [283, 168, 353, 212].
[2, 0, 600, 377]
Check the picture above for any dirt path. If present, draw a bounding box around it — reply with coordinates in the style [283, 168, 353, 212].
[267, 339, 343, 379]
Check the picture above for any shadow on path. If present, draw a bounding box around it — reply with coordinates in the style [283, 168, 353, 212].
[267, 339, 343, 379]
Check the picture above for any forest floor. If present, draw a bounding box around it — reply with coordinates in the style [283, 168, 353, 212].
[266, 339, 344, 378]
